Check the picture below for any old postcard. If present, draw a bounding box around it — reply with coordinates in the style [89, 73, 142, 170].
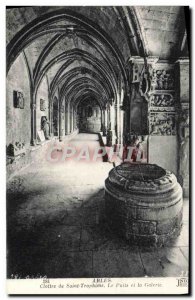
[6, 5, 190, 295]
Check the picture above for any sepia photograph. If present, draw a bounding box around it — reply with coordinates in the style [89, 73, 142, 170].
[6, 5, 190, 295]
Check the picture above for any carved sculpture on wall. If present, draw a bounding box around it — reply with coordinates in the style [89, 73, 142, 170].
[149, 68, 176, 136]
[13, 90, 24, 109]
[31, 103, 36, 110]
[40, 99, 46, 111]
[131, 62, 140, 83]
[150, 94, 175, 107]
[129, 59, 176, 137]
[7, 142, 26, 156]
[41, 116, 50, 140]
[139, 65, 152, 101]
[178, 108, 189, 143]
[151, 69, 174, 91]
[150, 113, 176, 135]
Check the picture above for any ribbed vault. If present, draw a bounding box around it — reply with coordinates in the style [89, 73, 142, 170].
[6, 6, 188, 144]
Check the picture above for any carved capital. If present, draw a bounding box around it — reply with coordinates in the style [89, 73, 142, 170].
[31, 103, 36, 110]
[151, 69, 175, 91]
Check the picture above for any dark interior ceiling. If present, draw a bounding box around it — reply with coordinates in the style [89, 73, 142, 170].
[6, 6, 188, 109]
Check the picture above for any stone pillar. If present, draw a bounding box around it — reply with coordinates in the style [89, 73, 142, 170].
[59, 103, 63, 141]
[31, 103, 36, 146]
[69, 109, 71, 134]
[71, 108, 74, 132]
[120, 108, 124, 147]
[122, 93, 131, 142]
[49, 98, 53, 136]
[74, 109, 77, 130]
[116, 93, 120, 145]
[107, 101, 116, 146]
[148, 62, 177, 175]
[69, 106, 74, 133]
[104, 108, 107, 134]
[119, 88, 124, 146]
[128, 56, 178, 173]
[176, 59, 189, 197]
[66, 104, 70, 135]
[65, 109, 67, 135]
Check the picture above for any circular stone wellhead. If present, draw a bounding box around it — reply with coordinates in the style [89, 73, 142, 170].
[105, 163, 183, 246]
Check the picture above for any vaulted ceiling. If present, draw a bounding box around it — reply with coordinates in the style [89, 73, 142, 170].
[6, 6, 189, 108]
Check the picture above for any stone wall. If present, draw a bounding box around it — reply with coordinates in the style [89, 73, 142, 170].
[36, 76, 49, 131]
[7, 140, 51, 181]
[6, 53, 31, 147]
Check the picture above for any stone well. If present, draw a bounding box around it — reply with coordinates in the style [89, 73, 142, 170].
[105, 163, 183, 246]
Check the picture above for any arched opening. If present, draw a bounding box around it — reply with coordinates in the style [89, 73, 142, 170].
[78, 98, 102, 133]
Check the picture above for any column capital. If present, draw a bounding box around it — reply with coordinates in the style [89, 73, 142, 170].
[31, 103, 36, 110]
[129, 56, 159, 65]
[175, 57, 189, 65]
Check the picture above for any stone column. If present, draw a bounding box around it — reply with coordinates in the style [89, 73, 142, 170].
[115, 97, 119, 145]
[74, 109, 77, 130]
[49, 98, 53, 136]
[128, 56, 178, 172]
[176, 58, 189, 197]
[120, 108, 124, 147]
[59, 103, 62, 142]
[69, 105, 71, 134]
[69, 106, 74, 134]
[66, 104, 70, 135]
[102, 108, 107, 136]
[107, 101, 116, 146]
[31, 103, 36, 146]
[119, 88, 124, 146]
[71, 108, 74, 132]
[148, 62, 177, 175]
[65, 109, 67, 135]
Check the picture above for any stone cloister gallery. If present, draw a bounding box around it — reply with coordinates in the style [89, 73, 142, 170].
[6, 7, 189, 283]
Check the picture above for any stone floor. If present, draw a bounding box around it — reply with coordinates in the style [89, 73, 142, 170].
[7, 133, 189, 279]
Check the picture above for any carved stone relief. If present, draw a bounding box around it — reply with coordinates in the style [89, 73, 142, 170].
[151, 69, 175, 91]
[131, 62, 142, 83]
[178, 105, 189, 143]
[7, 142, 26, 157]
[150, 112, 176, 136]
[139, 65, 153, 101]
[129, 59, 177, 136]
[149, 68, 176, 136]
[150, 94, 175, 108]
